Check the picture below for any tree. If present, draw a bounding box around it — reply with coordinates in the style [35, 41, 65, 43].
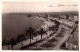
[25, 27, 36, 44]
[50, 20, 60, 27]
[50, 20, 60, 31]
[16, 34, 26, 47]
[48, 26, 55, 31]
[6, 38, 16, 50]
[38, 28, 46, 40]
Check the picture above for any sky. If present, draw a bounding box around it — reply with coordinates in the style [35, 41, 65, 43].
[2, 2, 78, 13]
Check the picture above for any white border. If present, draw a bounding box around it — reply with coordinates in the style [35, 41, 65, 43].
[0, 0, 80, 52]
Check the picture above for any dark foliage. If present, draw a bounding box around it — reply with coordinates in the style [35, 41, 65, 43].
[16, 34, 26, 47]
[25, 27, 36, 44]
[6, 38, 17, 50]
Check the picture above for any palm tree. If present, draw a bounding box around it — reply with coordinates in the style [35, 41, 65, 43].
[38, 28, 46, 40]
[25, 27, 36, 44]
[7, 38, 16, 50]
[16, 34, 26, 47]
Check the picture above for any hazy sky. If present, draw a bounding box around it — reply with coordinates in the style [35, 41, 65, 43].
[2, 2, 78, 13]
